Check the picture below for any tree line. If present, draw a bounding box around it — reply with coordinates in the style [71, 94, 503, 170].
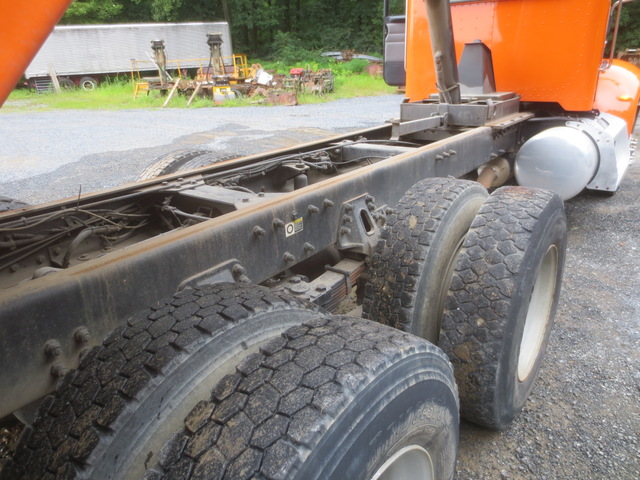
[61, 0, 639, 58]
[59, 0, 385, 57]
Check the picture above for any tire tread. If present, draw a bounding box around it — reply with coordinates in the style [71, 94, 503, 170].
[363, 177, 486, 333]
[144, 316, 453, 480]
[440, 186, 564, 428]
[2, 284, 320, 480]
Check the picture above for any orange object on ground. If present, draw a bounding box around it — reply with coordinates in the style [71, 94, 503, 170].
[406, 0, 611, 112]
[0, 0, 74, 107]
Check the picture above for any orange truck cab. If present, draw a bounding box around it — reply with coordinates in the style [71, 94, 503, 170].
[385, 0, 640, 199]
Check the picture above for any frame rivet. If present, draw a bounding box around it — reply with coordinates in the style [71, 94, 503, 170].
[44, 340, 62, 358]
[74, 327, 91, 344]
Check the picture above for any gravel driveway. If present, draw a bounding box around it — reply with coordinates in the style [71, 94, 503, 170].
[0, 96, 403, 204]
[1, 98, 638, 478]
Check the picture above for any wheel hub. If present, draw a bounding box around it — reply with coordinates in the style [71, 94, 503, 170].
[518, 245, 558, 382]
[371, 445, 434, 480]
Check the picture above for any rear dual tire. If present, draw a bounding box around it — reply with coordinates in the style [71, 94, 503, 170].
[4, 284, 324, 480]
[4, 287, 459, 480]
[363, 178, 488, 343]
[143, 316, 459, 480]
[364, 179, 566, 430]
[440, 186, 566, 429]
[137, 149, 235, 180]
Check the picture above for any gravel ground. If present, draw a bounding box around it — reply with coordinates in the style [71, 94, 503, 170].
[0, 95, 403, 204]
[0, 98, 638, 478]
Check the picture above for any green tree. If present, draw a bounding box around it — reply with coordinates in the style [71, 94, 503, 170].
[149, 0, 183, 21]
[117, 0, 219, 23]
[60, 0, 123, 24]
[228, 0, 384, 56]
[617, 1, 640, 51]
[57, 0, 386, 57]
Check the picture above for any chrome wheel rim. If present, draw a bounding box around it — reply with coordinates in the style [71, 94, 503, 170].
[518, 245, 558, 382]
[371, 445, 434, 480]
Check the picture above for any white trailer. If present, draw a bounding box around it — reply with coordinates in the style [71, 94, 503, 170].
[24, 22, 233, 90]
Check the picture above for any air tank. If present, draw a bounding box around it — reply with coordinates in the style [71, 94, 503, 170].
[515, 126, 599, 201]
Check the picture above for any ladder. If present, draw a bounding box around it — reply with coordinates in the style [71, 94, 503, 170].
[33, 77, 53, 93]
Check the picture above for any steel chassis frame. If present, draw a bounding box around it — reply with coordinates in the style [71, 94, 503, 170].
[0, 105, 529, 418]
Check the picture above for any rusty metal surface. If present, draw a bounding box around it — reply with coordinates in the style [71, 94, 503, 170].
[266, 90, 298, 105]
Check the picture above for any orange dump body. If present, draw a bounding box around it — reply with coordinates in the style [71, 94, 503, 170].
[406, 0, 611, 112]
[0, 0, 74, 107]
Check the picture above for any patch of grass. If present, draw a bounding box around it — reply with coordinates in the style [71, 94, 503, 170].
[3, 61, 395, 112]
[5, 80, 155, 111]
[332, 75, 396, 99]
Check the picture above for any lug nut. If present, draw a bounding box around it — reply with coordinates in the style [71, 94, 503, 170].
[44, 340, 62, 358]
[51, 362, 68, 378]
[232, 264, 246, 278]
[74, 327, 91, 344]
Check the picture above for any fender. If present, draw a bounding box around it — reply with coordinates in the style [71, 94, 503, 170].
[594, 59, 640, 135]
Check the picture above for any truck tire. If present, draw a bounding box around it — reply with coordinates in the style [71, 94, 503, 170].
[144, 316, 459, 480]
[440, 186, 566, 430]
[79, 77, 98, 91]
[0, 196, 28, 213]
[3, 283, 325, 480]
[137, 149, 234, 181]
[363, 178, 488, 343]
[58, 78, 75, 90]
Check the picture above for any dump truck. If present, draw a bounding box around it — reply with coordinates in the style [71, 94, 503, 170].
[0, 0, 639, 479]
[23, 22, 233, 91]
